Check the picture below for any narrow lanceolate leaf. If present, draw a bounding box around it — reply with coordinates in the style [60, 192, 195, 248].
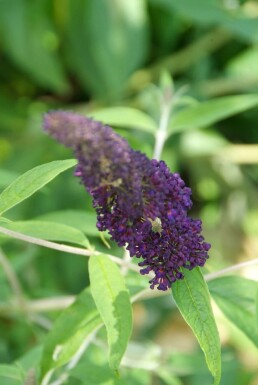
[169, 94, 258, 135]
[1, 220, 90, 248]
[90, 107, 157, 134]
[40, 288, 102, 380]
[209, 276, 258, 347]
[89, 254, 133, 371]
[0, 159, 77, 215]
[36, 209, 99, 236]
[172, 267, 221, 385]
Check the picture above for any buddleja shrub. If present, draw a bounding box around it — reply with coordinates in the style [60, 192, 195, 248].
[1, 80, 258, 385]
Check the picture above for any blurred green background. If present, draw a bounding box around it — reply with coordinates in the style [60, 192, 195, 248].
[1, 0, 258, 384]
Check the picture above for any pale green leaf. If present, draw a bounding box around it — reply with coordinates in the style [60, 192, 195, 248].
[89, 254, 133, 371]
[172, 268, 221, 385]
[90, 107, 156, 134]
[40, 288, 102, 379]
[180, 131, 227, 157]
[169, 94, 258, 135]
[36, 210, 99, 236]
[0, 159, 77, 215]
[0, 365, 22, 381]
[209, 276, 258, 347]
[1, 220, 90, 248]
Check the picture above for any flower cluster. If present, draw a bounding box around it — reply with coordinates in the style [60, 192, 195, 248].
[43, 111, 210, 290]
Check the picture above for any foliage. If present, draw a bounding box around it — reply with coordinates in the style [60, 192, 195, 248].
[1, 1, 258, 384]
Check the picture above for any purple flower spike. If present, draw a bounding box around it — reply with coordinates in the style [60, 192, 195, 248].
[43, 111, 210, 290]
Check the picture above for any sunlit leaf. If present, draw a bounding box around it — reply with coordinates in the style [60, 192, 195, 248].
[89, 254, 133, 371]
[40, 288, 102, 380]
[226, 47, 258, 80]
[0, 159, 76, 215]
[209, 276, 258, 347]
[172, 267, 221, 385]
[180, 131, 227, 157]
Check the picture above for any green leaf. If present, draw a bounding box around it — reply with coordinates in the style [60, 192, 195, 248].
[65, 0, 148, 99]
[71, 344, 151, 385]
[0, 0, 69, 93]
[36, 210, 99, 236]
[172, 267, 221, 385]
[180, 131, 227, 158]
[226, 47, 258, 80]
[89, 254, 133, 371]
[40, 288, 102, 379]
[0, 365, 22, 381]
[209, 276, 258, 348]
[152, 0, 258, 43]
[0, 159, 77, 215]
[90, 107, 157, 134]
[0, 0, 68, 93]
[16, 345, 43, 374]
[0, 168, 18, 190]
[169, 94, 258, 135]
[1, 220, 90, 248]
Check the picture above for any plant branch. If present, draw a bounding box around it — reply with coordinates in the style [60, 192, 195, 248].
[121, 246, 131, 276]
[0, 226, 139, 272]
[132, 258, 258, 301]
[0, 296, 75, 315]
[153, 102, 171, 160]
[204, 258, 258, 281]
[1, 257, 258, 315]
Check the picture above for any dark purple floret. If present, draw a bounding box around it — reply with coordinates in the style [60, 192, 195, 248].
[43, 111, 210, 290]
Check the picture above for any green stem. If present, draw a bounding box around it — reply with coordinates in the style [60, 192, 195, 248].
[153, 102, 171, 160]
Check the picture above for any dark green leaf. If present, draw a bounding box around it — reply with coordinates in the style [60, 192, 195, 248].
[65, 0, 148, 99]
[172, 268, 221, 385]
[89, 255, 133, 371]
[0, 0, 69, 92]
[0, 159, 76, 215]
